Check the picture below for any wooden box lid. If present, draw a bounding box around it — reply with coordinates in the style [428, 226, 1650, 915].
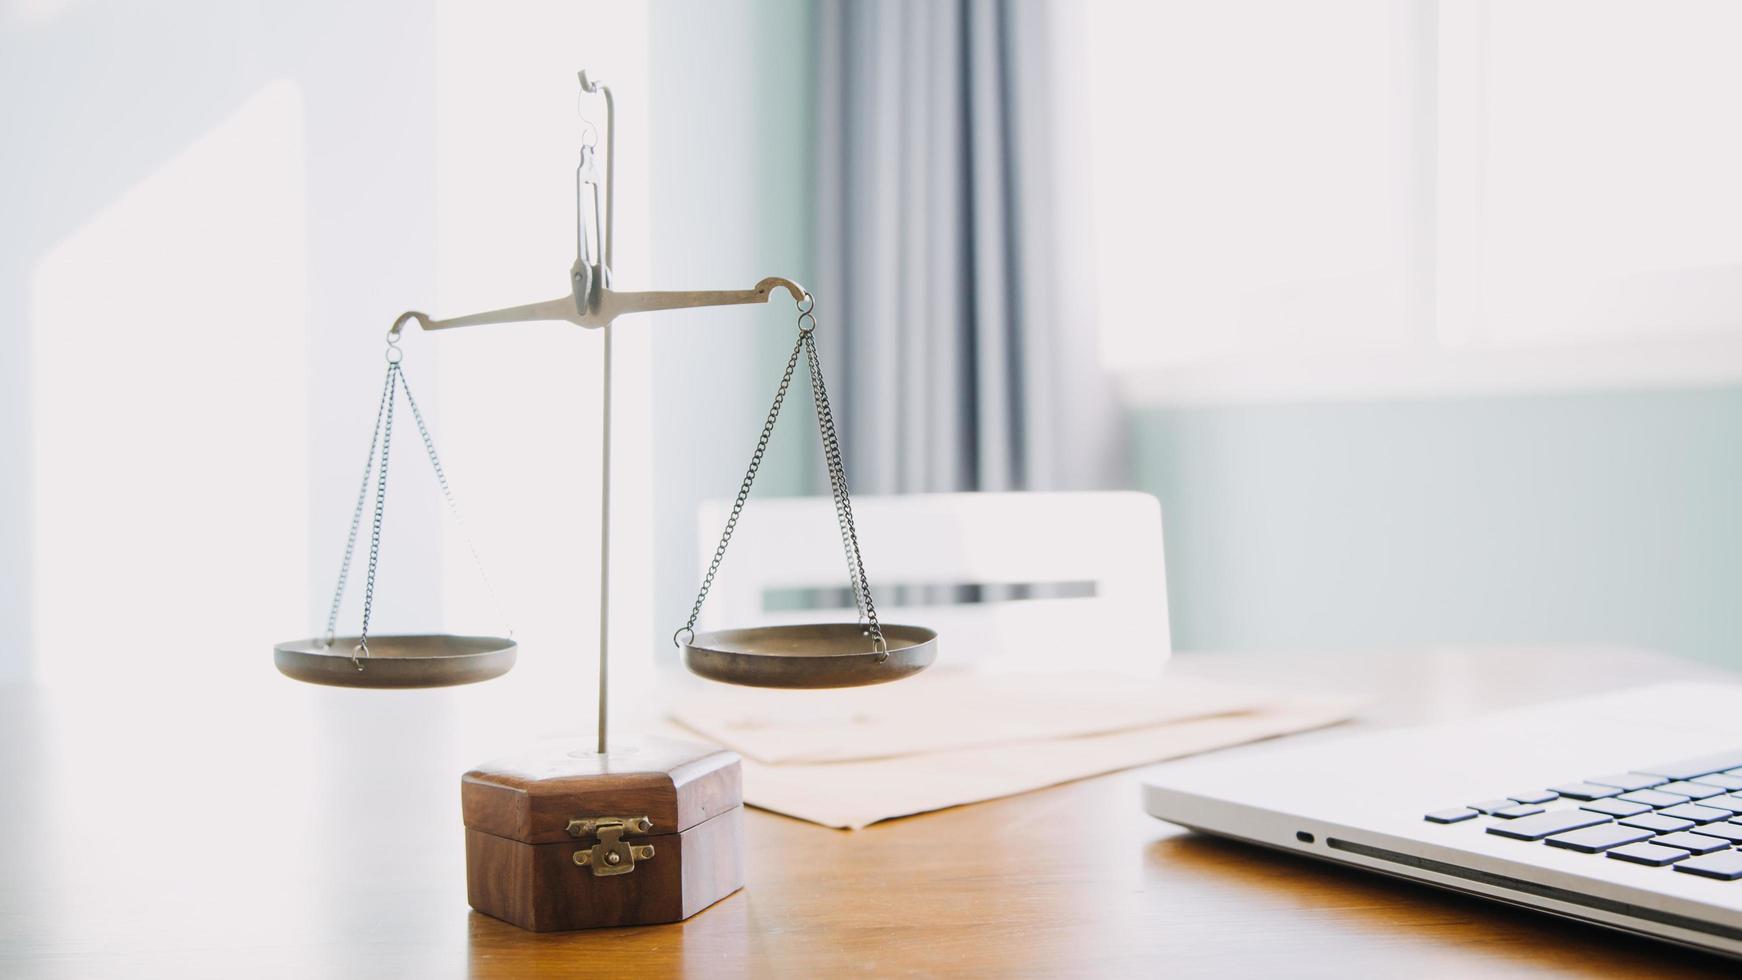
[461, 737, 741, 845]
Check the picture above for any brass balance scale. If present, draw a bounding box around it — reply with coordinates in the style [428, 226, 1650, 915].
[272, 72, 936, 931]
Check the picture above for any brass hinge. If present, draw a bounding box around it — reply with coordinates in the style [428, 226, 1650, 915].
[568, 816, 655, 876]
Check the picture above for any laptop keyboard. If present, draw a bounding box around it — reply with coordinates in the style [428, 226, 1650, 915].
[1425, 750, 1742, 881]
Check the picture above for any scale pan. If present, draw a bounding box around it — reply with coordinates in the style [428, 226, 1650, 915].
[273, 634, 516, 689]
[682, 622, 936, 689]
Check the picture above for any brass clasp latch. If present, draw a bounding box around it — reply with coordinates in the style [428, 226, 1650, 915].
[568, 816, 654, 876]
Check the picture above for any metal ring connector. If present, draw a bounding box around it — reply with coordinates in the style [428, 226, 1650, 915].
[385, 345, 403, 364]
[673, 626, 695, 648]
[351, 642, 368, 670]
[796, 292, 815, 315]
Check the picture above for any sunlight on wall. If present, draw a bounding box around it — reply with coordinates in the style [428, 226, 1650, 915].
[31, 80, 309, 688]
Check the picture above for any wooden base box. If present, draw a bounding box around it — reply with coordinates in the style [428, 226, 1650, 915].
[461, 737, 744, 931]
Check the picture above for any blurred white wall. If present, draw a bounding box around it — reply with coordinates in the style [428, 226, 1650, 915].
[0, 2, 671, 730]
[2, 0, 441, 685]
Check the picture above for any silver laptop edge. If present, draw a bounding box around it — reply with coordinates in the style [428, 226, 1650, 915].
[1141, 682, 1742, 959]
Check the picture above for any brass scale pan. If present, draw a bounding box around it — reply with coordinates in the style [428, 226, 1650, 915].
[276, 624, 936, 690]
[275, 634, 517, 689]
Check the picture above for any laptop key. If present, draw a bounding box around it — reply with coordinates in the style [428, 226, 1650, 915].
[1607, 841, 1691, 867]
[1696, 773, 1742, 792]
[1655, 831, 1730, 855]
[1637, 752, 1742, 781]
[1425, 807, 1478, 824]
[1508, 789, 1559, 805]
[1656, 781, 1724, 800]
[1674, 850, 1742, 881]
[1691, 796, 1742, 816]
[1587, 773, 1667, 792]
[1687, 822, 1742, 845]
[1488, 809, 1610, 841]
[1580, 798, 1650, 818]
[1470, 798, 1524, 815]
[1618, 789, 1692, 808]
[1618, 812, 1697, 834]
[1550, 782, 1622, 801]
[1492, 804, 1545, 819]
[1659, 803, 1731, 824]
[1545, 824, 1652, 853]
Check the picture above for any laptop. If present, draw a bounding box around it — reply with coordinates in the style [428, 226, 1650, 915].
[1140, 683, 1742, 958]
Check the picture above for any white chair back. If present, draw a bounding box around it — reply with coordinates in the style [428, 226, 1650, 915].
[695, 491, 1170, 676]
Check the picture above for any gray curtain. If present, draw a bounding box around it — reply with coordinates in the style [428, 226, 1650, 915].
[812, 0, 1124, 497]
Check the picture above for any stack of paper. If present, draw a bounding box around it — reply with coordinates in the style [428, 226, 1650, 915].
[663, 669, 1358, 829]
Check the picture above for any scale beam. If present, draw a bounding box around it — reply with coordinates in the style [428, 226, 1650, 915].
[390, 276, 808, 336]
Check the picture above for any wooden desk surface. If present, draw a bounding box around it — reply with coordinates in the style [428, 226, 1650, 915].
[3, 647, 1739, 978]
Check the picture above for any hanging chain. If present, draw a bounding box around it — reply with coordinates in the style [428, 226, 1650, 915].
[399, 377, 513, 640]
[323, 362, 395, 647]
[323, 330, 509, 669]
[356, 359, 400, 667]
[675, 331, 804, 647]
[676, 296, 886, 660]
[802, 314, 884, 655]
[794, 303, 868, 629]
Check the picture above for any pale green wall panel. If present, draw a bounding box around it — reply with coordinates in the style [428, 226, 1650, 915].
[1131, 387, 1742, 666]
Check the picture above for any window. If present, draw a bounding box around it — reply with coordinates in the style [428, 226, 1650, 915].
[1083, 0, 1742, 401]
[1476, 0, 1742, 347]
